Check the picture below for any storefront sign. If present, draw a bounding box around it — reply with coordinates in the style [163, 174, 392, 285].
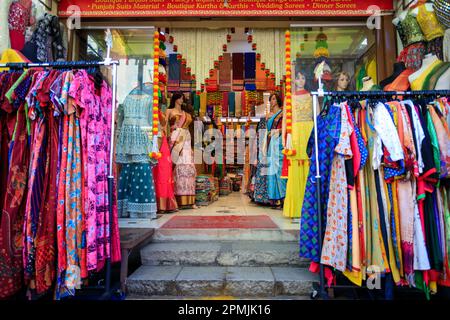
[58, 0, 394, 18]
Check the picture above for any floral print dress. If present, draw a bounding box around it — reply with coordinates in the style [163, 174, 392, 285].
[320, 104, 353, 272]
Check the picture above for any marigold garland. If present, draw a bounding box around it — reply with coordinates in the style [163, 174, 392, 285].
[151, 30, 162, 160]
[283, 29, 295, 156]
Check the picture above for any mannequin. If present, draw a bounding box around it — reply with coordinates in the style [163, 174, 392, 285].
[409, 54, 441, 89]
[282, 71, 313, 219]
[0, 0, 13, 54]
[335, 71, 351, 91]
[379, 62, 406, 89]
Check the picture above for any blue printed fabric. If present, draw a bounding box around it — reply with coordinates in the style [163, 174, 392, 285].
[299, 105, 342, 262]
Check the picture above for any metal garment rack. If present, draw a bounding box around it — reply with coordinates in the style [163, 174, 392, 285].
[309, 89, 450, 300]
[0, 59, 120, 299]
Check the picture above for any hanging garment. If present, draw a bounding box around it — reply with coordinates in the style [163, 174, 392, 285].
[228, 92, 235, 117]
[169, 111, 197, 207]
[206, 69, 219, 92]
[180, 61, 191, 92]
[283, 91, 313, 219]
[8, 0, 33, 51]
[219, 53, 232, 91]
[255, 61, 267, 91]
[244, 52, 256, 91]
[232, 53, 244, 91]
[0, 67, 121, 299]
[253, 117, 270, 205]
[221, 92, 229, 117]
[0, 70, 32, 298]
[299, 104, 342, 262]
[321, 104, 353, 272]
[168, 54, 181, 91]
[27, 14, 65, 62]
[267, 109, 286, 202]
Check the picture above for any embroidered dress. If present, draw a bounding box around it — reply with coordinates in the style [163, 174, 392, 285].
[252, 117, 270, 205]
[321, 104, 353, 271]
[300, 104, 342, 262]
[116, 91, 158, 219]
[8, 0, 33, 51]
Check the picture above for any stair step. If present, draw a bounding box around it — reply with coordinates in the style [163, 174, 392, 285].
[141, 241, 309, 267]
[126, 266, 318, 297]
[153, 228, 299, 242]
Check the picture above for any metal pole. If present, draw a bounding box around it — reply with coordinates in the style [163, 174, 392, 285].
[104, 62, 118, 298]
[312, 93, 327, 300]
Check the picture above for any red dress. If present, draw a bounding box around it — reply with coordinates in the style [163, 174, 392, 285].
[153, 111, 178, 212]
[8, 1, 33, 51]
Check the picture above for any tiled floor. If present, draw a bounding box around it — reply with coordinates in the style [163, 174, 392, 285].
[119, 192, 300, 231]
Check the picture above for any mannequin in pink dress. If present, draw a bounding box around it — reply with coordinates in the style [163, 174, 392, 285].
[8, 0, 35, 51]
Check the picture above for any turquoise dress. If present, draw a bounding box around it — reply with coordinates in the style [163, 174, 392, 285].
[116, 92, 157, 219]
[267, 110, 286, 201]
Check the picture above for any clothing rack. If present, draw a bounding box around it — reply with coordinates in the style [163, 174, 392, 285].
[309, 89, 450, 300]
[0, 59, 120, 299]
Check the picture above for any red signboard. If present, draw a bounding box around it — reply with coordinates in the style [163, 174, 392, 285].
[58, 0, 394, 18]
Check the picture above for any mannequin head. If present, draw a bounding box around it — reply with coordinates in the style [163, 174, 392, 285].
[294, 71, 307, 91]
[169, 92, 184, 109]
[269, 93, 282, 112]
[335, 71, 351, 91]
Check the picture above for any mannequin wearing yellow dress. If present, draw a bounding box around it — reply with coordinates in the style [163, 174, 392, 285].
[282, 71, 314, 219]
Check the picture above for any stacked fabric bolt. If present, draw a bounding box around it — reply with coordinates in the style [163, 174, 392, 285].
[219, 177, 232, 195]
[195, 175, 212, 205]
[244, 91, 258, 116]
[209, 177, 219, 201]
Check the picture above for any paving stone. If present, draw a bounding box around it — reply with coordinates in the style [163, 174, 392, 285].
[224, 267, 275, 297]
[141, 241, 221, 266]
[176, 267, 227, 296]
[272, 267, 318, 296]
[126, 266, 181, 296]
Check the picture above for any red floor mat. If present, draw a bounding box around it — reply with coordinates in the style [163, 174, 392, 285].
[160, 215, 279, 229]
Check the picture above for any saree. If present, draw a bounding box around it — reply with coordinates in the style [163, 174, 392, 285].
[169, 111, 197, 206]
[267, 110, 286, 202]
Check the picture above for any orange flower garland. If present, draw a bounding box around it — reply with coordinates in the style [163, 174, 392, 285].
[282, 30, 296, 157]
[151, 30, 162, 160]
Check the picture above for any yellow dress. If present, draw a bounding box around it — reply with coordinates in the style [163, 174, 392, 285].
[283, 91, 313, 219]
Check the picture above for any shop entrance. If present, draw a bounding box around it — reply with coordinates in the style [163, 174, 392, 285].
[72, 23, 378, 297]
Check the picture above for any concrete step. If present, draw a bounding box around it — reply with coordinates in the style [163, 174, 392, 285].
[153, 228, 299, 242]
[126, 266, 318, 297]
[141, 241, 310, 267]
